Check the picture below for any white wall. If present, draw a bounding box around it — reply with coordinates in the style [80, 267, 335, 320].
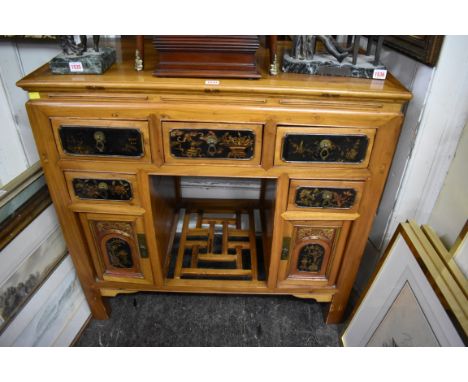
[368, 48, 435, 249]
[0, 39, 60, 186]
[428, 121, 468, 248]
[380, 35, 468, 246]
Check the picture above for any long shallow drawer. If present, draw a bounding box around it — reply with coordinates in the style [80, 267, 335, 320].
[274, 126, 375, 168]
[65, 171, 141, 206]
[51, 118, 151, 162]
[162, 121, 263, 166]
[287, 179, 365, 213]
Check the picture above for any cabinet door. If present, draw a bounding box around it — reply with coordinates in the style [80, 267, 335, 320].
[79, 213, 153, 284]
[277, 220, 351, 288]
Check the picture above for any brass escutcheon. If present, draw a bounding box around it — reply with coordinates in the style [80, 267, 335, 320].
[319, 139, 333, 160]
[93, 130, 106, 152]
[98, 182, 109, 191]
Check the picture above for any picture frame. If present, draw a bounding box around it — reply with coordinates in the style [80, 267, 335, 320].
[342, 221, 466, 346]
[422, 221, 468, 293]
[0, 206, 67, 333]
[383, 35, 444, 67]
[450, 221, 468, 279]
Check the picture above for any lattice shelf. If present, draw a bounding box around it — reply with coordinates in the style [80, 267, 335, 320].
[172, 208, 259, 281]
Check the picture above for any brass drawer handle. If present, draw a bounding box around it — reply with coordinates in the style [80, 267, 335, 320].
[93, 130, 106, 152]
[97, 182, 109, 191]
[319, 139, 334, 160]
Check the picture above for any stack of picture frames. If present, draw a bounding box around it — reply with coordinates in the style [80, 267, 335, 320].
[342, 220, 467, 347]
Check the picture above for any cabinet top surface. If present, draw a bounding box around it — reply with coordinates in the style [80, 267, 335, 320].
[17, 38, 411, 102]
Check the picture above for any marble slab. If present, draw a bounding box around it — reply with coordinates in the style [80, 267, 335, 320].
[49, 47, 116, 74]
[283, 52, 387, 79]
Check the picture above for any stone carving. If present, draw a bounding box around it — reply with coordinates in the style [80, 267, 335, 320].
[59, 35, 100, 56]
[283, 35, 387, 79]
[50, 35, 115, 74]
[292, 35, 352, 62]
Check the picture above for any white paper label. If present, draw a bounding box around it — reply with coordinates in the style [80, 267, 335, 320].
[373, 69, 387, 80]
[205, 80, 220, 85]
[69, 62, 84, 72]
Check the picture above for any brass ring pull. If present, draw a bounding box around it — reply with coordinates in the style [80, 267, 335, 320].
[97, 182, 109, 198]
[319, 139, 333, 160]
[207, 144, 217, 156]
[98, 182, 109, 190]
[93, 130, 106, 152]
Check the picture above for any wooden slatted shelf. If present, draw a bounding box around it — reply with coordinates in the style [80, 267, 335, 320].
[172, 208, 259, 281]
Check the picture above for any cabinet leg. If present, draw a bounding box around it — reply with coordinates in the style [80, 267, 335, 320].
[85, 287, 111, 320]
[323, 294, 346, 324]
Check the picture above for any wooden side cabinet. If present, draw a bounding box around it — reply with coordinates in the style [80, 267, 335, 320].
[17, 39, 411, 324]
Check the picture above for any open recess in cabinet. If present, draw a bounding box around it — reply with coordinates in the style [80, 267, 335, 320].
[17, 39, 411, 324]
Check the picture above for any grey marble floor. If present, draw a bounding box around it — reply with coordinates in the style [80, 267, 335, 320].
[75, 293, 342, 347]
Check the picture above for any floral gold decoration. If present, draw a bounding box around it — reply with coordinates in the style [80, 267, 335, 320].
[295, 187, 356, 209]
[282, 134, 369, 163]
[169, 129, 255, 160]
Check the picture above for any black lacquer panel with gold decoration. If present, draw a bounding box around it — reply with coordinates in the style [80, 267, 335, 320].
[72, 178, 133, 201]
[295, 187, 356, 209]
[282, 134, 369, 163]
[59, 126, 143, 157]
[169, 129, 255, 159]
[105, 237, 134, 268]
[297, 244, 325, 273]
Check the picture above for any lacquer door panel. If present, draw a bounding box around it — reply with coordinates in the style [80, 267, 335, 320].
[277, 220, 351, 288]
[79, 213, 153, 284]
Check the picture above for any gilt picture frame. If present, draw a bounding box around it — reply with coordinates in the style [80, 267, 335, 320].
[342, 222, 465, 347]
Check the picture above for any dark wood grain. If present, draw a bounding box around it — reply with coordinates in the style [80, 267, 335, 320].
[153, 36, 261, 78]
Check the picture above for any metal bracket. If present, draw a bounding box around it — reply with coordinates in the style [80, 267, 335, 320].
[281, 237, 291, 260]
[137, 233, 148, 258]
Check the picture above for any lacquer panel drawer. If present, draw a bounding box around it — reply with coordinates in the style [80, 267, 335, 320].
[162, 121, 263, 166]
[278, 220, 351, 288]
[287, 179, 365, 213]
[51, 118, 152, 162]
[274, 126, 375, 168]
[65, 171, 141, 206]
